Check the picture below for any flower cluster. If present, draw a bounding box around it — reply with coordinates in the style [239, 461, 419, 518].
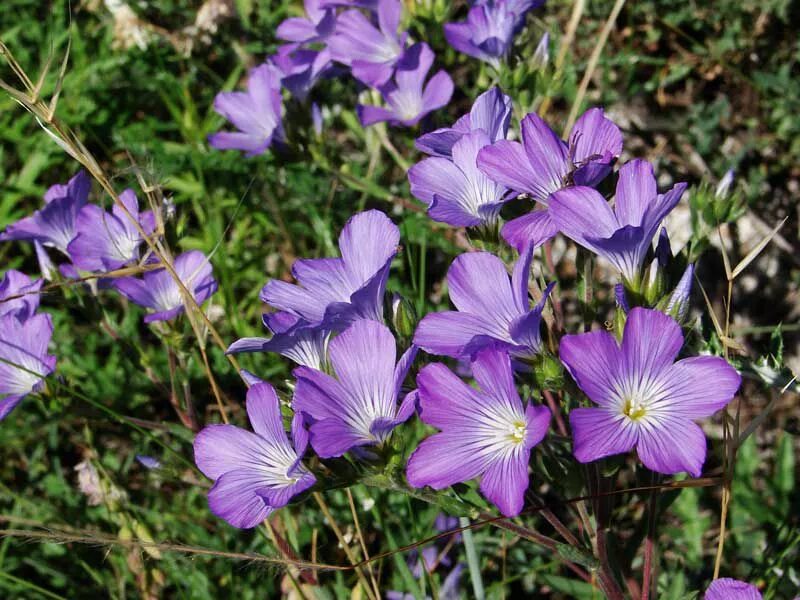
[0, 170, 218, 325]
[210, 0, 456, 155]
[196, 150, 740, 527]
[196, 127, 740, 527]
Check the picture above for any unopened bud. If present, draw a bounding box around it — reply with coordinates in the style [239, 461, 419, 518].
[533, 352, 564, 390]
[665, 263, 694, 322]
[643, 256, 666, 305]
[655, 228, 671, 268]
[532, 32, 550, 70]
[390, 293, 418, 340]
[715, 169, 735, 199]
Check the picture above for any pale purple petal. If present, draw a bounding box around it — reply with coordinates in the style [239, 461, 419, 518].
[292, 366, 350, 422]
[548, 186, 620, 248]
[419, 70, 455, 117]
[338, 209, 400, 283]
[511, 243, 535, 313]
[479, 450, 529, 516]
[406, 432, 493, 489]
[246, 383, 288, 441]
[477, 140, 539, 197]
[309, 417, 372, 457]
[469, 86, 512, 143]
[620, 307, 684, 383]
[559, 330, 622, 407]
[613, 159, 657, 227]
[0, 313, 56, 406]
[413, 311, 501, 358]
[501, 209, 559, 253]
[636, 417, 707, 477]
[447, 252, 517, 329]
[409, 157, 467, 206]
[207, 469, 273, 528]
[657, 356, 740, 419]
[705, 579, 762, 600]
[570, 407, 638, 463]
[0, 270, 42, 321]
[194, 424, 267, 480]
[519, 112, 570, 201]
[569, 107, 623, 187]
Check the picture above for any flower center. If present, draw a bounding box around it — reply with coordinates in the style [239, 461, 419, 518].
[623, 397, 647, 421]
[508, 420, 527, 444]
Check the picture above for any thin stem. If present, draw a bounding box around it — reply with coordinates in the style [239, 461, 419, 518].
[313, 492, 377, 600]
[641, 474, 660, 600]
[542, 390, 568, 439]
[346, 489, 381, 599]
[459, 517, 485, 600]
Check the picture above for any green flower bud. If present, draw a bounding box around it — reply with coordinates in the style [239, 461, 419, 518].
[390, 293, 418, 340]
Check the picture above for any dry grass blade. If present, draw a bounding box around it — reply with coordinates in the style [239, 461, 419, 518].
[695, 276, 724, 339]
[730, 217, 786, 279]
[563, 0, 626, 134]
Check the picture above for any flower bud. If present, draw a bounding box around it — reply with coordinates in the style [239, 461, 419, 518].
[665, 263, 694, 323]
[390, 293, 418, 340]
[533, 352, 564, 390]
[532, 32, 550, 71]
[715, 169, 735, 199]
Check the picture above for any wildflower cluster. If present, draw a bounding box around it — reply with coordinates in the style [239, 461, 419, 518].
[209, 0, 548, 155]
[0, 171, 220, 417]
[197, 80, 742, 528]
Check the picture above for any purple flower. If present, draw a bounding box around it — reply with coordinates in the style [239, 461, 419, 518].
[292, 319, 417, 458]
[415, 86, 512, 159]
[357, 42, 454, 128]
[227, 311, 330, 370]
[414, 246, 553, 361]
[560, 307, 741, 477]
[477, 108, 623, 251]
[208, 64, 284, 156]
[0, 313, 56, 420]
[261, 210, 399, 329]
[444, 0, 545, 67]
[549, 159, 687, 285]
[0, 170, 91, 255]
[276, 0, 336, 43]
[705, 578, 762, 600]
[114, 250, 218, 323]
[193, 382, 316, 529]
[271, 44, 332, 102]
[408, 130, 509, 226]
[0, 270, 42, 321]
[406, 349, 550, 517]
[67, 189, 156, 273]
[327, 0, 407, 87]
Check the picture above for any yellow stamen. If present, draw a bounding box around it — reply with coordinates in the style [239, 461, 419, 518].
[623, 398, 647, 421]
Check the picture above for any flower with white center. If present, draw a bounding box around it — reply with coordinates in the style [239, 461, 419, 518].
[560, 307, 741, 477]
[406, 348, 551, 517]
[193, 382, 316, 529]
[292, 319, 418, 458]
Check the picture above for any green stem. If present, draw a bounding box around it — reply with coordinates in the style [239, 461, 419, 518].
[459, 516, 485, 600]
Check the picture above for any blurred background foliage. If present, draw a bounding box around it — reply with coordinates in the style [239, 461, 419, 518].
[0, 0, 797, 597]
